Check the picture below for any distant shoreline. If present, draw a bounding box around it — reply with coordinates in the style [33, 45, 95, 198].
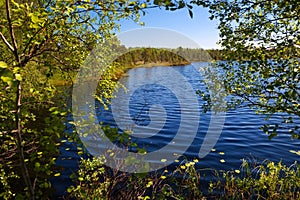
[126, 61, 191, 69]
[112, 61, 190, 80]
[52, 61, 191, 86]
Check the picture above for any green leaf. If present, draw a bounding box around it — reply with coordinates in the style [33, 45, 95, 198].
[70, 173, 77, 179]
[1, 76, 13, 86]
[67, 187, 73, 193]
[78, 177, 84, 181]
[31, 14, 40, 24]
[35, 162, 40, 168]
[0, 61, 8, 69]
[15, 73, 22, 81]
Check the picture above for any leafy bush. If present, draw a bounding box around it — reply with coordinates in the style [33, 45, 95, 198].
[67, 157, 205, 200]
[67, 155, 300, 200]
[211, 160, 300, 199]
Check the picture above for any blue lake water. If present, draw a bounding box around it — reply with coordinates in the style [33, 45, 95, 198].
[53, 62, 300, 197]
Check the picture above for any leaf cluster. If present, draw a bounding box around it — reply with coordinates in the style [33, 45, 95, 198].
[198, 0, 300, 138]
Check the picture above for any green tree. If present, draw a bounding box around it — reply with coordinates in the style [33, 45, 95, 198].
[0, 0, 161, 198]
[198, 0, 300, 139]
[0, 0, 197, 198]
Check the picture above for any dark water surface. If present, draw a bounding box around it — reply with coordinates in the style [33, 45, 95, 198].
[52, 63, 300, 197]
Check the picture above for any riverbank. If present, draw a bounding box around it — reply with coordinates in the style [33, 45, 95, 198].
[50, 60, 191, 86]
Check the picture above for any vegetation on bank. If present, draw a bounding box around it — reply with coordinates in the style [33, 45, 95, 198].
[67, 157, 300, 200]
[115, 47, 190, 68]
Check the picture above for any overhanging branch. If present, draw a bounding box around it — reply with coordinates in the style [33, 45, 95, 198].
[0, 32, 14, 52]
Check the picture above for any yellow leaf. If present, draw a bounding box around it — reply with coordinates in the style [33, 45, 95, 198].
[54, 173, 61, 177]
[289, 150, 297, 154]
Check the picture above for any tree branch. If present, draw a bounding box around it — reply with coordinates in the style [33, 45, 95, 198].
[5, 0, 34, 199]
[6, 0, 19, 64]
[0, 32, 14, 52]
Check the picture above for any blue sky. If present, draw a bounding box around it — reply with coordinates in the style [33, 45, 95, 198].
[119, 6, 220, 49]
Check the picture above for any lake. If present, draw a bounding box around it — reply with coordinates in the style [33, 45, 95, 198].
[53, 62, 300, 197]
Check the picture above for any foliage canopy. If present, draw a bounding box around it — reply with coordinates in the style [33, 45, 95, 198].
[200, 0, 300, 139]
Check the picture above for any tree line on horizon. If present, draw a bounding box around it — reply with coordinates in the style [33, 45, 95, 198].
[113, 47, 224, 67]
[113, 46, 295, 67]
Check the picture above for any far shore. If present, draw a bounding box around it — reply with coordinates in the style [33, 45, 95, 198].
[128, 61, 191, 69]
[51, 61, 192, 86]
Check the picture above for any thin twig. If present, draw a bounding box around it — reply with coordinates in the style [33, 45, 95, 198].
[0, 32, 14, 52]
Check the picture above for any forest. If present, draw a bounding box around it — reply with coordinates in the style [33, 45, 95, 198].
[114, 47, 220, 67]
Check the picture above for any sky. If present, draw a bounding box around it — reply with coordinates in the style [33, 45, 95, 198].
[118, 6, 221, 49]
